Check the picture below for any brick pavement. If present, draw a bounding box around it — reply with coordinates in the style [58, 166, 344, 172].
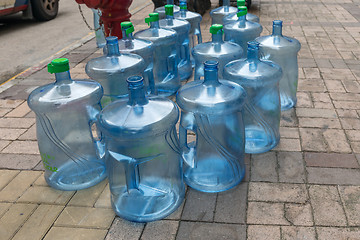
[0, 0, 360, 239]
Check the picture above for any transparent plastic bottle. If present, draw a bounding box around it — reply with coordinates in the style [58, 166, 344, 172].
[223, 0, 260, 24]
[98, 76, 185, 222]
[85, 37, 145, 107]
[119, 22, 156, 94]
[134, 13, 181, 96]
[155, 0, 180, 19]
[223, 41, 282, 154]
[175, 0, 202, 68]
[176, 61, 247, 193]
[224, 6, 262, 53]
[160, 4, 192, 81]
[27, 58, 106, 191]
[256, 20, 301, 110]
[192, 24, 243, 81]
[210, 0, 237, 25]
[92, 9, 106, 48]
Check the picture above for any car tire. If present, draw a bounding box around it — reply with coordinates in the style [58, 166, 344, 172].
[31, 0, 59, 21]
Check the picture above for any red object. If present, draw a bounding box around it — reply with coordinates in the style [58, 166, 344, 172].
[75, 0, 133, 38]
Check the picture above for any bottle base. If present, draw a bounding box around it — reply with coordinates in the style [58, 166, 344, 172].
[280, 98, 297, 111]
[245, 126, 279, 154]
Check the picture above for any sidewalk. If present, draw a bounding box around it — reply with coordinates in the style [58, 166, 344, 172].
[0, 0, 360, 239]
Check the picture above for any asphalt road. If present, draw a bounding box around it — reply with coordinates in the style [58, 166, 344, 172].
[0, 0, 153, 84]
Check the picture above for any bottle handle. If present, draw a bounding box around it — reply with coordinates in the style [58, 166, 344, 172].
[167, 54, 178, 78]
[182, 41, 190, 62]
[88, 106, 105, 160]
[179, 112, 197, 168]
[195, 29, 202, 44]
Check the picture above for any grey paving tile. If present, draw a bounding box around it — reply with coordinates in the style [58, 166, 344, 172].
[181, 189, 217, 222]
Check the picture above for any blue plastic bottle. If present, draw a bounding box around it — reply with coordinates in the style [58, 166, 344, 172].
[27, 58, 106, 191]
[155, 0, 180, 19]
[176, 0, 202, 68]
[119, 21, 156, 94]
[256, 20, 301, 110]
[98, 76, 185, 222]
[192, 24, 243, 81]
[134, 13, 181, 96]
[160, 4, 192, 81]
[210, 0, 237, 25]
[223, 41, 282, 154]
[92, 9, 106, 48]
[176, 61, 247, 193]
[224, 6, 262, 53]
[223, 0, 260, 24]
[85, 37, 145, 106]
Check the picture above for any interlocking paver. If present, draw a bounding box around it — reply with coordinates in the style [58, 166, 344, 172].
[0, 99, 23, 108]
[298, 117, 341, 129]
[309, 185, 347, 226]
[338, 185, 360, 226]
[0, 108, 11, 117]
[5, 101, 31, 118]
[18, 124, 37, 140]
[299, 128, 327, 152]
[176, 221, 246, 240]
[141, 220, 178, 240]
[94, 183, 112, 208]
[0, 202, 11, 218]
[278, 152, 306, 183]
[247, 225, 280, 240]
[307, 167, 360, 185]
[0, 128, 27, 140]
[279, 127, 300, 139]
[105, 217, 144, 240]
[0, 117, 35, 128]
[0, 154, 40, 170]
[304, 152, 359, 168]
[18, 185, 74, 204]
[2, 140, 39, 154]
[12, 204, 64, 240]
[250, 152, 278, 182]
[0, 169, 19, 190]
[0, 140, 10, 151]
[284, 203, 314, 226]
[323, 129, 352, 153]
[317, 227, 360, 240]
[281, 226, 316, 240]
[274, 138, 302, 151]
[68, 179, 108, 207]
[44, 227, 107, 240]
[247, 202, 290, 225]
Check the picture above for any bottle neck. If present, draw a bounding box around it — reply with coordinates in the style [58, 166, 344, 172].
[203, 68, 220, 86]
[180, 8, 186, 17]
[272, 22, 283, 36]
[212, 32, 223, 43]
[121, 30, 134, 40]
[248, 46, 260, 61]
[223, 0, 230, 11]
[128, 86, 148, 106]
[106, 43, 120, 56]
[55, 71, 72, 84]
[238, 15, 246, 27]
[150, 21, 160, 29]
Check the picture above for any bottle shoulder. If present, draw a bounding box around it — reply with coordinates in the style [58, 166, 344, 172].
[210, 6, 237, 15]
[176, 11, 202, 23]
[118, 39, 154, 52]
[159, 18, 191, 32]
[256, 34, 301, 51]
[134, 28, 177, 44]
[224, 20, 263, 33]
[193, 41, 243, 56]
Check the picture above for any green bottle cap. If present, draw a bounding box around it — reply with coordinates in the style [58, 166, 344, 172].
[210, 24, 223, 34]
[180, 4, 187, 10]
[47, 58, 70, 74]
[237, 0, 245, 6]
[145, 13, 159, 25]
[165, 5, 174, 16]
[237, 6, 247, 17]
[121, 21, 134, 36]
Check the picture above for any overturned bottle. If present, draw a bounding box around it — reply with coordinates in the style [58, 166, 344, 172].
[176, 0, 203, 68]
[160, 4, 192, 81]
[224, 41, 282, 154]
[119, 21, 156, 94]
[177, 61, 247, 192]
[223, 0, 260, 24]
[192, 24, 243, 81]
[224, 6, 262, 53]
[98, 76, 185, 222]
[210, 0, 238, 25]
[134, 13, 181, 96]
[256, 20, 301, 110]
[86, 37, 146, 106]
[27, 58, 106, 191]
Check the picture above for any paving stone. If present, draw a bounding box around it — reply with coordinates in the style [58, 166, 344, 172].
[320, 68, 356, 80]
[281, 226, 316, 240]
[250, 152, 277, 182]
[165, 201, 184, 220]
[18, 124, 37, 140]
[55, 206, 114, 229]
[340, 118, 360, 129]
[307, 167, 360, 185]
[0, 140, 10, 151]
[280, 127, 299, 139]
[5, 102, 31, 118]
[317, 227, 360, 240]
[248, 182, 308, 203]
[0, 118, 35, 128]
[323, 129, 352, 153]
[273, 138, 302, 151]
[336, 109, 359, 118]
[345, 130, 360, 142]
[296, 92, 313, 107]
[303, 67, 321, 78]
[330, 92, 360, 102]
[176, 221, 246, 240]
[2, 141, 39, 154]
[350, 142, 360, 153]
[0, 154, 40, 170]
[309, 185, 347, 226]
[44, 227, 107, 240]
[32, 172, 47, 186]
[304, 152, 359, 168]
[105, 217, 144, 240]
[94, 183, 112, 208]
[0, 202, 11, 218]
[12, 204, 64, 240]
[280, 108, 298, 127]
[0, 170, 41, 202]
[0, 99, 24, 108]
[278, 152, 306, 183]
[68, 179, 108, 207]
[18, 185, 74, 204]
[325, 80, 346, 92]
[0, 203, 37, 240]
[214, 183, 247, 224]
[247, 225, 280, 240]
[181, 188, 217, 222]
[0, 169, 19, 190]
[284, 203, 314, 226]
[298, 78, 326, 92]
[296, 108, 337, 118]
[333, 100, 360, 110]
[0, 128, 27, 140]
[141, 220, 178, 240]
[247, 202, 289, 225]
[298, 117, 341, 129]
[0, 108, 11, 117]
[299, 128, 327, 152]
[338, 186, 360, 226]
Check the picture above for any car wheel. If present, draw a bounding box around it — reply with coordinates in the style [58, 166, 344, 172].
[31, 0, 59, 21]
